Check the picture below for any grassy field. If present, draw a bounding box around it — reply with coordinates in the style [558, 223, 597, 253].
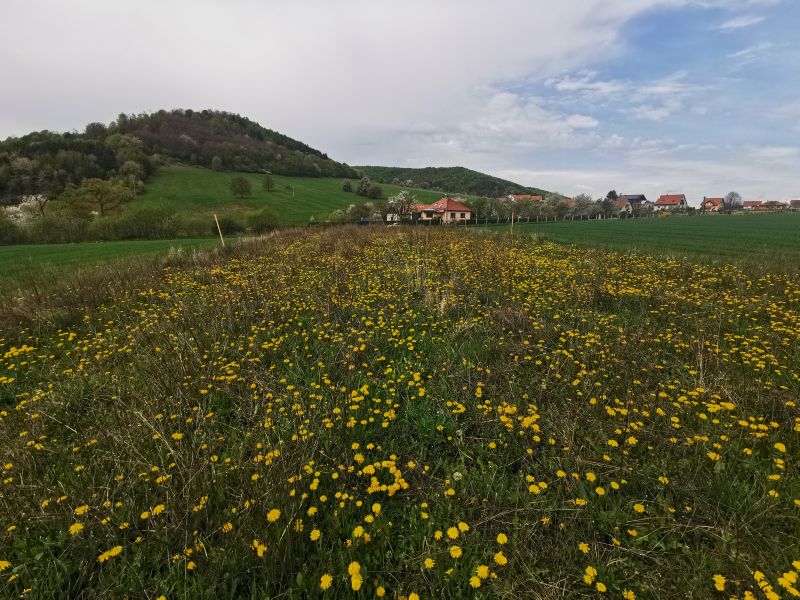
[504, 212, 800, 269]
[1, 227, 798, 598]
[135, 166, 444, 224]
[0, 237, 222, 283]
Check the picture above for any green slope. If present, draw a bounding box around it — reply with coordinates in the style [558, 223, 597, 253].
[133, 166, 443, 224]
[356, 165, 548, 198]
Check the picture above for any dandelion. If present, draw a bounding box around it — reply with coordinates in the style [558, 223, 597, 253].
[494, 551, 507, 566]
[633, 503, 645, 513]
[469, 576, 481, 588]
[424, 557, 435, 569]
[450, 546, 462, 558]
[68, 523, 84, 535]
[578, 542, 590, 554]
[447, 527, 459, 539]
[97, 545, 123, 563]
[0, 561, 10, 572]
[267, 508, 281, 522]
[596, 582, 607, 593]
[310, 529, 321, 541]
[476, 565, 490, 579]
[351, 573, 362, 591]
[713, 574, 726, 591]
[348, 561, 361, 576]
[320, 573, 333, 591]
[496, 532, 508, 544]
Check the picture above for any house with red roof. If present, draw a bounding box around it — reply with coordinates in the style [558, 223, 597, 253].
[702, 197, 724, 212]
[789, 199, 800, 210]
[654, 194, 687, 212]
[414, 197, 472, 223]
[742, 200, 762, 210]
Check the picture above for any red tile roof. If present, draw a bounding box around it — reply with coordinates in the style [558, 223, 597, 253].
[417, 197, 472, 213]
[656, 194, 686, 206]
[614, 199, 629, 209]
[703, 197, 723, 207]
[510, 194, 543, 202]
[743, 200, 762, 207]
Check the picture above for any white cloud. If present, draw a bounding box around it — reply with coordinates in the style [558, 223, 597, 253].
[716, 14, 765, 29]
[727, 41, 774, 59]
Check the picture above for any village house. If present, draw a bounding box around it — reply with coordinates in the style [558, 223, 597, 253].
[413, 197, 472, 223]
[789, 199, 800, 210]
[758, 200, 787, 211]
[742, 200, 762, 210]
[655, 194, 687, 212]
[616, 194, 651, 214]
[702, 197, 724, 212]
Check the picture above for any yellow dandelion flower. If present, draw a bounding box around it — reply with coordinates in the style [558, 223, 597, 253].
[348, 561, 361, 576]
[450, 546, 462, 558]
[424, 557, 435, 569]
[469, 576, 481, 588]
[713, 574, 726, 591]
[320, 573, 333, 590]
[68, 523, 84, 535]
[476, 565, 490, 579]
[494, 551, 507, 566]
[267, 508, 281, 522]
[496, 532, 508, 544]
[310, 529, 321, 541]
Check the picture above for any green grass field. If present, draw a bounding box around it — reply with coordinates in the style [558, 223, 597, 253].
[0, 238, 221, 283]
[1, 227, 798, 598]
[500, 212, 800, 269]
[135, 166, 443, 224]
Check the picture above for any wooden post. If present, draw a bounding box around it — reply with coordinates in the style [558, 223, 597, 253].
[214, 214, 226, 247]
[510, 208, 515, 236]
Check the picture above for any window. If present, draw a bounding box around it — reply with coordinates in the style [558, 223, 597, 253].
[450, 212, 455, 218]
[460, 213, 465, 218]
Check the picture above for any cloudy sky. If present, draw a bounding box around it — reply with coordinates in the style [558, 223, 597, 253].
[1, 0, 798, 203]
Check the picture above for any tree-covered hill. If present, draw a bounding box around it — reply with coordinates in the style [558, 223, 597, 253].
[355, 165, 548, 198]
[0, 109, 359, 204]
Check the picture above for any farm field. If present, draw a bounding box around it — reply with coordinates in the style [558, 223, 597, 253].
[1, 227, 798, 598]
[504, 212, 800, 270]
[135, 166, 444, 224]
[0, 237, 222, 283]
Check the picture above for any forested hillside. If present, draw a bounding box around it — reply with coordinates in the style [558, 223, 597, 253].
[0, 109, 358, 204]
[356, 165, 548, 198]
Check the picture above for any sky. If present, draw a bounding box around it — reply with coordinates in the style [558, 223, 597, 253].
[1, 0, 799, 204]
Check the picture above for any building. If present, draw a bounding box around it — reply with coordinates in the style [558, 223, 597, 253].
[655, 194, 688, 211]
[702, 197, 724, 212]
[742, 200, 762, 210]
[789, 199, 800, 210]
[617, 194, 651, 214]
[414, 197, 472, 223]
[758, 200, 787, 211]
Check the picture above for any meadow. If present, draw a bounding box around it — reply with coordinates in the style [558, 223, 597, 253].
[0, 238, 221, 283]
[0, 227, 798, 599]
[506, 213, 800, 272]
[135, 166, 444, 224]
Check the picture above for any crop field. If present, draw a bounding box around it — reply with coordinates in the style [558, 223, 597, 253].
[0, 238, 221, 283]
[506, 213, 800, 271]
[1, 228, 799, 598]
[135, 166, 443, 224]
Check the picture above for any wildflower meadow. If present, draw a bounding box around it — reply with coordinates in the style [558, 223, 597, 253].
[1, 227, 798, 598]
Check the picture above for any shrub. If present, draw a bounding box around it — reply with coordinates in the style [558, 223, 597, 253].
[0, 211, 23, 245]
[342, 179, 353, 192]
[88, 206, 178, 240]
[214, 214, 246, 235]
[246, 207, 279, 234]
[366, 184, 383, 199]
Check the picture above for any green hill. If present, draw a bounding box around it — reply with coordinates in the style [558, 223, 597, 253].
[355, 165, 548, 198]
[0, 109, 359, 204]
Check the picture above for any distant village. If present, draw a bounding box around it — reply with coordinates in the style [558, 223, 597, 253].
[398, 192, 800, 224]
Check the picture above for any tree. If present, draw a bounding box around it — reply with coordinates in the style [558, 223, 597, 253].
[387, 191, 415, 220]
[230, 176, 252, 199]
[357, 176, 372, 197]
[724, 191, 742, 213]
[342, 179, 353, 192]
[211, 156, 223, 171]
[606, 190, 619, 201]
[366, 184, 383, 199]
[64, 178, 133, 216]
[262, 174, 274, 192]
